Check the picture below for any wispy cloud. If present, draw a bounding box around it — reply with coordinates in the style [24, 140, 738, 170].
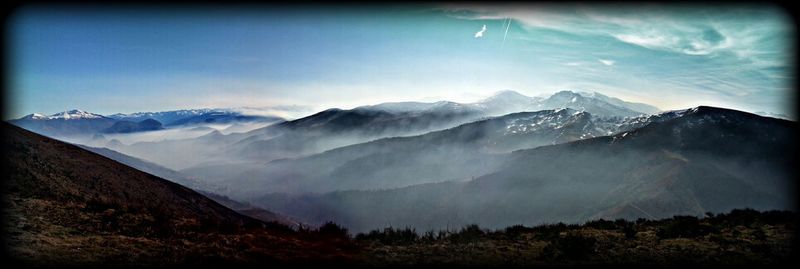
[442, 4, 790, 58]
[440, 4, 793, 118]
[598, 59, 615, 66]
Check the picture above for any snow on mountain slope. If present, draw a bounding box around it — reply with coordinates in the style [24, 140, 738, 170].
[577, 91, 661, 114]
[47, 109, 106, 120]
[356, 90, 659, 118]
[20, 109, 108, 120]
[9, 109, 118, 138]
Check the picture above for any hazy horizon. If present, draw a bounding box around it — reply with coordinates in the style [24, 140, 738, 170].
[7, 4, 795, 119]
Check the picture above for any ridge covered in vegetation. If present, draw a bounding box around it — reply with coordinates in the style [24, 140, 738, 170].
[354, 209, 796, 267]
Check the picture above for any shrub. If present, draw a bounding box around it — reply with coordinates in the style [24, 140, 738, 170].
[317, 221, 350, 239]
[448, 224, 485, 243]
[584, 219, 617, 230]
[656, 216, 715, 239]
[531, 223, 569, 241]
[756, 210, 795, 226]
[259, 221, 295, 234]
[419, 230, 445, 242]
[544, 233, 598, 259]
[355, 227, 418, 245]
[502, 224, 536, 239]
[714, 208, 761, 227]
[622, 223, 637, 239]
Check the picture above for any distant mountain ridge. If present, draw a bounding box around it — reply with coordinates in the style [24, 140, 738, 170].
[102, 118, 164, 134]
[104, 90, 668, 182]
[8, 90, 658, 139]
[356, 90, 660, 118]
[209, 107, 685, 197]
[9, 110, 117, 137]
[21, 109, 107, 120]
[251, 106, 796, 232]
[108, 108, 224, 124]
[576, 91, 661, 114]
[164, 111, 283, 127]
[208, 90, 658, 165]
[10, 108, 284, 138]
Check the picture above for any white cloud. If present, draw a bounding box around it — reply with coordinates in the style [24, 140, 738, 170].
[474, 24, 487, 38]
[598, 59, 615, 66]
[443, 4, 788, 58]
[613, 34, 673, 50]
[228, 106, 315, 120]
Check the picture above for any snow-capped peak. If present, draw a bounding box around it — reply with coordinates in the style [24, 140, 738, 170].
[550, 90, 581, 98]
[21, 113, 48, 120]
[479, 90, 532, 104]
[48, 109, 104, 120]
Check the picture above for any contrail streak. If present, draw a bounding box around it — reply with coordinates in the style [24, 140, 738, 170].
[501, 18, 512, 48]
[629, 203, 656, 219]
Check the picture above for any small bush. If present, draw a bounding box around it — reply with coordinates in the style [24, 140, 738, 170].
[501, 224, 536, 239]
[419, 230, 437, 242]
[450, 224, 485, 243]
[584, 219, 616, 230]
[544, 233, 598, 259]
[622, 223, 637, 239]
[657, 216, 715, 239]
[754, 210, 795, 226]
[317, 221, 350, 239]
[531, 223, 569, 241]
[355, 227, 418, 245]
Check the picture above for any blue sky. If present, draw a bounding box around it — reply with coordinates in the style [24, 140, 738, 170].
[7, 4, 795, 119]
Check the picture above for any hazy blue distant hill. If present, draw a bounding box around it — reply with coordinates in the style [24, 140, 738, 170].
[252, 107, 796, 232]
[102, 119, 164, 134]
[183, 90, 658, 174]
[108, 109, 219, 124]
[9, 109, 117, 137]
[204, 107, 687, 197]
[164, 111, 283, 127]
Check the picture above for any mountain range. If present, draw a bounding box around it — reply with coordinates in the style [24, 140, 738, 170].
[9, 110, 117, 138]
[183, 106, 689, 197]
[249, 106, 796, 232]
[10, 108, 284, 138]
[103, 90, 660, 172]
[101, 118, 164, 134]
[6, 89, 795, 236]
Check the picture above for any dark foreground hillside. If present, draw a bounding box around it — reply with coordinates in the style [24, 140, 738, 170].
[356, 209, 796, 267]
[1, 123, 357, 267]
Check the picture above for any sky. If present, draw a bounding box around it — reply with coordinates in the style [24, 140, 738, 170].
[6, 3, 796, 119]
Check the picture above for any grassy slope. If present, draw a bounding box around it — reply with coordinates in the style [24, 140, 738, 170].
[2, 123, 357, 267]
